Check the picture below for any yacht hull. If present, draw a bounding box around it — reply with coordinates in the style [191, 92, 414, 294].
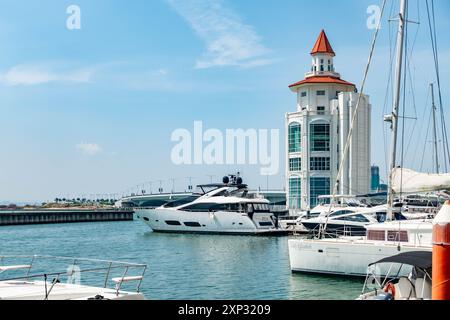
[135, 208, 288, 236]
[288, 238, 431, 277]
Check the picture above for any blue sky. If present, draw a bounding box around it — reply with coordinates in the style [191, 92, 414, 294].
[0, 0, 449, 202]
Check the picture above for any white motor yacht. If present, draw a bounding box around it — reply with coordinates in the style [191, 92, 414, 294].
[135, 175, 288, 236]
[299, 205, 385, 237]
[280, 195, 383, 235]
[0, 255, 147, 300]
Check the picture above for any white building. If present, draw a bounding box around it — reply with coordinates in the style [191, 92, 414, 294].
[286, 30, 371, 212]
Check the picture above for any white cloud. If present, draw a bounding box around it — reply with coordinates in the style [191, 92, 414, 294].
[0, 65, 93, 86]
[76, 143, 102, 155]
[156, 69, 168, 76]
[166, 0, 272, 69]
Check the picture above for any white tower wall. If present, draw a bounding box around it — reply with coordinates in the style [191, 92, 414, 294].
[286, 31, 371, 213]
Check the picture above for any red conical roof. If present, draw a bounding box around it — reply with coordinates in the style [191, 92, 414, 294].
[311, 30, 335, 56]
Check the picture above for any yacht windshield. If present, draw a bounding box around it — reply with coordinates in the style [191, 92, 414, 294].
[227, 187, 248, 198]
[193, 185, 221, 195]
[163, 195, 200, 208]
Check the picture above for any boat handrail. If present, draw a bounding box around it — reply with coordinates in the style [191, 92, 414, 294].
[0, 254, 146, 267]
[0, 264, 32, 273]
[0, 255, 147, 298]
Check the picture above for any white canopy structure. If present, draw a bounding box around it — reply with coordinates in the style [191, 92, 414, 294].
[392, 168, 450, 194]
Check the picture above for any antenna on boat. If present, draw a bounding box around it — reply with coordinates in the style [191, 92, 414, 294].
[386, 0, 407, 221]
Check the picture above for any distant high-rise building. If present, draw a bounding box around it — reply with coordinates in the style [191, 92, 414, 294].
[371, 165, 380, 191]
[286, 30, 371, 211]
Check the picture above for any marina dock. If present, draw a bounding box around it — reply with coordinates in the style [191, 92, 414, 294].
[0, 209, 134, 226]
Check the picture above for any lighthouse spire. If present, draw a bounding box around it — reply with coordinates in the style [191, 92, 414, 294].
[311, 30, 335, 56]
[307, 30, 339, 79]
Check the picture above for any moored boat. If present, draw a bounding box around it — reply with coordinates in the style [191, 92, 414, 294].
[288, 219, 432, 277]
[135, 174, 289, 236]
[357, 251, 432, 300]
[0, 255, 147, 300]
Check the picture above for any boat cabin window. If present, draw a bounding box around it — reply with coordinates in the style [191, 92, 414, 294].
[183, 203, 220, 212]
[367, 230, 386, 241]
[165, 220, 182, 226]
[329, 210, 354, 217]
[376, 212, 387, 223]
[387, 230, 409, 242]
[183, 203, 246, 213]
[251, 203, 270, 212]
[163, 195, 201, 208]
[335, 214, 370, 223]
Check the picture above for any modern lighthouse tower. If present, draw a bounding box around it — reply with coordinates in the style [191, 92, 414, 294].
[286, 30, 371, 212]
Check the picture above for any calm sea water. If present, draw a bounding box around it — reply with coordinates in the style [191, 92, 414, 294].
[0, 221, 363, 300]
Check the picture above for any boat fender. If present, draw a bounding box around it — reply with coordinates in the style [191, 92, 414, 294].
[384, 283, 396, 298]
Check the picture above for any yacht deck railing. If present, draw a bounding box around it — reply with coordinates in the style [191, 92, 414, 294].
[0, 255, 147, 299]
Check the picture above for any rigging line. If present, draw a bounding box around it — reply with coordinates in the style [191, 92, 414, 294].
[411, 85, 431, 169]
[430, 0, 450, 168]
[382, 8, 397, 180]
[405, 9, 420, 118]
[433, 6, 450, 171]
[400, 0, 421, 164]
[419, 108, 433, 172]
[426, 0, 450, 170]
[403, 19, 420, 160]
[319, 0, 388, 239]
[399, 2, 409, 198]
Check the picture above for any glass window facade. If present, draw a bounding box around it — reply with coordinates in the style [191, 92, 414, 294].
[289, 158, 301, 172]
[310, 157, 330, 171]
[316, 90, 326, 96]
[310, 123, 330, 151]
[288, 122, 301, 153]
[310, 177, 330, 207]
[317, 106, 325, 115]
[289, 177, 301, 209]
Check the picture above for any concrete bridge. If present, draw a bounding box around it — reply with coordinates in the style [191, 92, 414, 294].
[117, 190, 287, 211]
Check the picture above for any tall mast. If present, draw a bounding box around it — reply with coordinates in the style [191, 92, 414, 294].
[387, 0, 407, 221]
[431, 83, 440, 173]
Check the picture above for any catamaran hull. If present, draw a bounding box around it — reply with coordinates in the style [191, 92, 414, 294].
[135, 208, 288, 236]
[288, 238, 431, 277]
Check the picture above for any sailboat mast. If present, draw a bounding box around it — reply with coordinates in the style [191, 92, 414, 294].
[387, 0, 407, 221]
[431, 83, 440, 173]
